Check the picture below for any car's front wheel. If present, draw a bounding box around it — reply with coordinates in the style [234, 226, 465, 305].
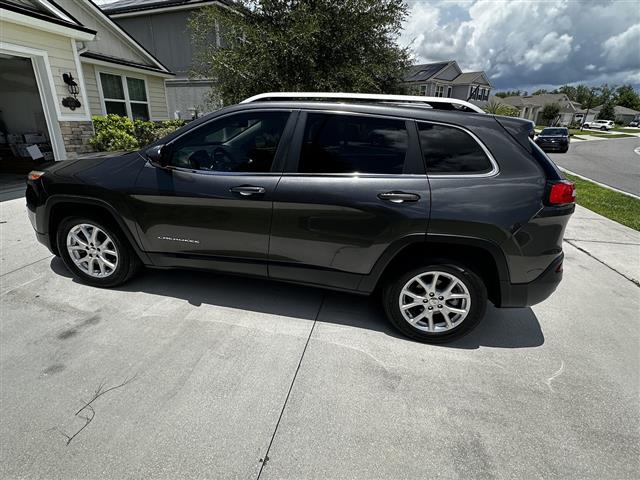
[600, 126, 607, 131]
[57, 216, 139, 287]
[383, 263, 487, 343]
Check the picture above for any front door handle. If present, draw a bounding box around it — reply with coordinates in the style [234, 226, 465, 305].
[230, 185, 266, 196]
[378, 191, 420, 203]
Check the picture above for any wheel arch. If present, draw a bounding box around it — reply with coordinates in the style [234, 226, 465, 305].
[45, 195, 150, 264]
[359, 234, 510, 306]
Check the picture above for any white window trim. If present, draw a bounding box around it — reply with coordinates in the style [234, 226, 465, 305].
[95, 67, 151, 121]
[434, 84, 445, 98]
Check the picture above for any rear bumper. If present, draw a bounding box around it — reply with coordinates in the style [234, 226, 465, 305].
[500, 254, 564, 307]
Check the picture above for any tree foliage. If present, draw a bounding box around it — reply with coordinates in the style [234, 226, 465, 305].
[484, 99, 519, 117]
[189, 0, 412, 106]
[597, 101, 616, 121]
[614, 84, 640, 111]
[541, 103, 561, 125]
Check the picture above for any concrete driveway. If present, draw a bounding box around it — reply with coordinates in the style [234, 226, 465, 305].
[1, 194, 638, 479]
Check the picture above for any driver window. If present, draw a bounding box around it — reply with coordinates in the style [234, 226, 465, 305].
[168, 111, 290, 172]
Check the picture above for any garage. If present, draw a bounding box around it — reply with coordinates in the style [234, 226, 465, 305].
[0, 54, 56, 174]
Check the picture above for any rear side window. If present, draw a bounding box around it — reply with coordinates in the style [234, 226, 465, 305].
[418, 122, 493, 174]
[299, 113, 408, 174]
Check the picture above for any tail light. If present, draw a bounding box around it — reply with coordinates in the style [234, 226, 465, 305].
[548, 180, 575, 205]
[28, 170, 45, 181]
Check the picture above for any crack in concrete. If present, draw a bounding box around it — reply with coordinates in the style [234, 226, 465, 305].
[564, 239, 639, 287]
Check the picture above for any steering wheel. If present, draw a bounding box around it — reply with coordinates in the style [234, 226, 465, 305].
[211, 146, 236, 171]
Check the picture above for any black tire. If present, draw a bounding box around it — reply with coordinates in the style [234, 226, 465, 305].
[383, 263, 487, 343]
[57, 216, 140, 287]
[600, 126, 606, 131]
[561, 146, 569, 153]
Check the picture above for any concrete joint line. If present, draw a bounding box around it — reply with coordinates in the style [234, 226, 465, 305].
[256, 294, 325, 479]
[0, 255, 53, 278]
[564, 239, 639, 287]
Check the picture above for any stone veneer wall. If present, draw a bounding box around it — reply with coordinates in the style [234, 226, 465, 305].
[58, 121, 94, 159]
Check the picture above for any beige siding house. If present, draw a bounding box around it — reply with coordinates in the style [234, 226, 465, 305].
[0, 0, 173, 169]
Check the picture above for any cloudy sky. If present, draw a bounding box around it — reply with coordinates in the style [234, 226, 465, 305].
[96, 0, 639, 92]
[399, 0, 640, 92]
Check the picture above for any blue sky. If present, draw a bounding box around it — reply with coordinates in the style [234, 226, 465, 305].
[399, 0, 640, 92]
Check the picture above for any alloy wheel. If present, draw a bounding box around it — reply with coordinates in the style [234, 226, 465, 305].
[398, 270, 471, 332]
[66, 223, 119, 278]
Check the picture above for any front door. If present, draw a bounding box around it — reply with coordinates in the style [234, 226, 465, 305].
[268, 111, 430, 289]
[132, 109, 296, 276]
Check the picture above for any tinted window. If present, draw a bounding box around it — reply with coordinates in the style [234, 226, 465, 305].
[541, 128, 567, 135]
[418, 122, 492, 174]
[299, 113, 408, 174]
[169, 111, 290, 172]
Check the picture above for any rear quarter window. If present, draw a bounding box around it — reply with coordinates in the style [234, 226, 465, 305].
[418, 122, 494, 174]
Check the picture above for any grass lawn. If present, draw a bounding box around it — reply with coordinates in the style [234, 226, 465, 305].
[566, 128, 634, 138]
[565, 173, 640, 231]
[612, 127, 640, 133]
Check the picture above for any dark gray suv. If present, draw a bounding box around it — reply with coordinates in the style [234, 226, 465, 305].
[26, 93, 575, 343]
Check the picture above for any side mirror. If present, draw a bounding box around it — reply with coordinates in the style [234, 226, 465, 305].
[146, 145, 169, 169]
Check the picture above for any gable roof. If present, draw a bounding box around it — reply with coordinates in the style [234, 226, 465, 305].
[55, 0, 172, 74]
[592, 104, 640, 115]
[452, 71, 490, 86]
[103, 0, 232, 16]
[404, 61, 452, 83]
[499, 93, 574, 109]
[0, 0, 96, 37]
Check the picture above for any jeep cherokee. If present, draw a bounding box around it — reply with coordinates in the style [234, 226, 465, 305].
[26, 93, 575, 343]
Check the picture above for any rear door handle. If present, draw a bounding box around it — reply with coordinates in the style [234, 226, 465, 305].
[378, 191, 420, 203]
[230, 185, 266, 196]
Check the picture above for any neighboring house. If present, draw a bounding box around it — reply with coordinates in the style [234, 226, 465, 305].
[103, 0, 230, 121]
[592, 104, 640, 125]
[496, 94, 578, 126]
[404, 61, 492, 102]
[0, 0, 173, 171]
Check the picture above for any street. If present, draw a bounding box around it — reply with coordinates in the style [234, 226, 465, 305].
[549, 136, 640, 196]
[1, 194, 639, 479]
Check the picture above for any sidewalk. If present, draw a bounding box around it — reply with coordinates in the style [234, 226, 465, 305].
[564, 204, 640, 285]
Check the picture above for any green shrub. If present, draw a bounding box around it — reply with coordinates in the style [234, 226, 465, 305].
[90, 114, 138, 151]
[133, 120, 157, 147]
[90, 115, 188, 151]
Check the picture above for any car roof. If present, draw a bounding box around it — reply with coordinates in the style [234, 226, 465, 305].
[191, 100, 512, 129]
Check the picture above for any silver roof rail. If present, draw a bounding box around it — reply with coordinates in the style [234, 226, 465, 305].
[240, 92, 485, 114]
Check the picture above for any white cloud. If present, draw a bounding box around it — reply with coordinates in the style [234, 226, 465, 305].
[401, 0, 640, 90]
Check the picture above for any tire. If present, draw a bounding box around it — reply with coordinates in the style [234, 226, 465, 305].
[57, 216, 140, 287]
[600, 126, 606, 131]
[561, 146, 569, 153]
[383, 263, 487, 343]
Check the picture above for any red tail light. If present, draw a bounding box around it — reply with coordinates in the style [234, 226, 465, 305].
[548, 180, 575, 205]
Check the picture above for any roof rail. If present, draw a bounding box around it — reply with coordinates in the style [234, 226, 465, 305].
[240, 92, 486, 113]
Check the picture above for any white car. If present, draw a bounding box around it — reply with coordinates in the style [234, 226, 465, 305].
[582, 119, 614, 131]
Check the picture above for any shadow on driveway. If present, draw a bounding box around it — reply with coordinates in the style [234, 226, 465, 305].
[50, 258, 544, 350]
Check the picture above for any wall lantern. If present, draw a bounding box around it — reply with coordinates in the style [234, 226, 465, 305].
[62, 72, 81, 110]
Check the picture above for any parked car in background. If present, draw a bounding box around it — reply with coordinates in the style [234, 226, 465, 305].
[535, 127, 570, 153]
[628, 120, 639, 127]
[582, 119, 614, 131]
[26, 93, 574, 344]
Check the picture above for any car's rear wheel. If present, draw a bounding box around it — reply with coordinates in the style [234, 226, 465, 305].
[383, 263, 487, 343]
[57, 217, 139, 287]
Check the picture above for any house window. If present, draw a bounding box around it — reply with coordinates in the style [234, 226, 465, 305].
[419, 84, 427, 96]
[435, 84, 445, 97]
[447, 86, 452, 98]
[99, 72, 149, 121]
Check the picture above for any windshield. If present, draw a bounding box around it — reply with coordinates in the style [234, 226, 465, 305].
[541, 128, 567, 136]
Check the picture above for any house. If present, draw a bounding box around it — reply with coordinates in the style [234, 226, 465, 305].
[0, 0, 173, 172]
[496, 93, 578, 126]
[592, 104, 640, 125]
[103, 0, 230, 120]
[404, 61, 492, 101]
